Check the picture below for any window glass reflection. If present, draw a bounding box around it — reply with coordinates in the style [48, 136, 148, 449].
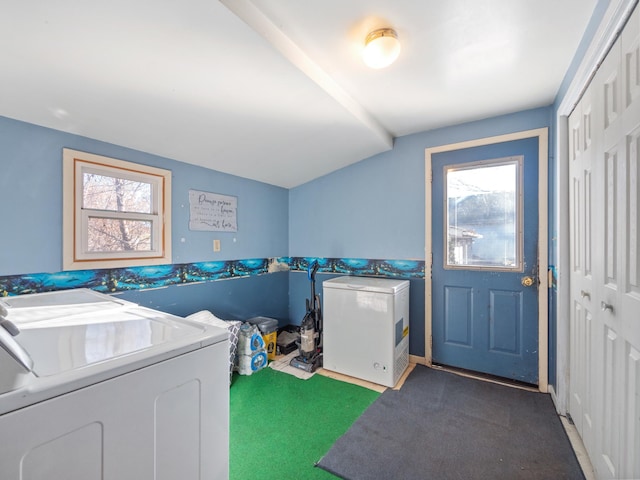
[445, 160, 520, 269]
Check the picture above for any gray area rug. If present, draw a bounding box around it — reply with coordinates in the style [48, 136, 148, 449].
[317, 365, 584, 480]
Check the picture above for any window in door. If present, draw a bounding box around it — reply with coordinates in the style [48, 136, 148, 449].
[444, 156, 523, 271]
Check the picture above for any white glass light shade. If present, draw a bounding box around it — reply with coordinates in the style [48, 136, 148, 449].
[362, 28, 400, 69]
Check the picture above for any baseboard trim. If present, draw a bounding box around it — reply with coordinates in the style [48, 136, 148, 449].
[560, 416, 596, 480]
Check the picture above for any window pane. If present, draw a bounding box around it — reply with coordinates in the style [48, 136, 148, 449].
[83, 173, 151, 213]
[446, 162, 519, 269]
[87, 217, 152, 252]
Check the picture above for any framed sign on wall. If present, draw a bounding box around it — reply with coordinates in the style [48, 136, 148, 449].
[188, 189, 237, 232]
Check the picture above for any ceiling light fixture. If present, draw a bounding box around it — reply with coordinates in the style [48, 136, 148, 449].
[362, 28, 401, 69]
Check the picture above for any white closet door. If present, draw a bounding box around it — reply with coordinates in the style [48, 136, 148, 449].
[569, 5, 640, 479]
[595, 30, 623, 479]
[617, 7, 640, 477]
[568, 79, 596, 458]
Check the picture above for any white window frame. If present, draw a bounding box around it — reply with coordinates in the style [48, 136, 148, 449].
[63, 148, 172, 270]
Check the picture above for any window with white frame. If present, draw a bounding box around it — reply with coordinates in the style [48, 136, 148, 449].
[63, 149, 172, 270]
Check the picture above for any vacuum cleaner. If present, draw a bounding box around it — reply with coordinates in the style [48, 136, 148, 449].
[290, 261, 323, 373]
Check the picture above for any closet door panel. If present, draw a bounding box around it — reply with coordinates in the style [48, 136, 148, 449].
[619, 8, 640, 479]
[568, 82, 597, 456]
[569, 7, 640, 479]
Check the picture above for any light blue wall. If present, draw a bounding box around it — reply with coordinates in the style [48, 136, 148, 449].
[117, 272, 290, 323]
[553, 0, 611, 112]
[0, 115, 288, 276]
[290, 108, 552, 258]
[0, 115, 289, 320]
[288, 107, 553, 357]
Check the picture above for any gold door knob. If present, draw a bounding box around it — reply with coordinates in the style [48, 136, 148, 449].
[521, 276, 534, 287]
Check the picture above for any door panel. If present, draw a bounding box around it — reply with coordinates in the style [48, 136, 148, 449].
[489, 289, 522, 354]
[431, 137, 539, 384]
[619, 11, 640, 476]
[568, 6, 640, 478]
[443, 286, 472, 346]
[569, 78, 597, 455]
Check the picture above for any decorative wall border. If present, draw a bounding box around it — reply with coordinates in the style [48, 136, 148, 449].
[0, 257, 425, 296]
[286, 257, 425, 278]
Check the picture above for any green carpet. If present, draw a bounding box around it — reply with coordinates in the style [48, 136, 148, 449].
[230, 367, 380, 480]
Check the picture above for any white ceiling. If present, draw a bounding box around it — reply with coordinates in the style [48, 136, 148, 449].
[1, 1, 596, 188]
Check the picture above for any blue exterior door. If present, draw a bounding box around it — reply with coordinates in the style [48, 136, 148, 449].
[431, 137, 539, 384]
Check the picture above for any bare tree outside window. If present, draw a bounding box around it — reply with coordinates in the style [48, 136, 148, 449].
[83, 173, 153, 252]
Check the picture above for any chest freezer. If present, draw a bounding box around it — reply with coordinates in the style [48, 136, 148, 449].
[322, 276, 410, 388]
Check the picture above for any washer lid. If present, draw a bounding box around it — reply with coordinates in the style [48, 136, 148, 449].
[2, 289, 227, 377]
[14, 307, 210, 377]
[0, 288, 134, 326]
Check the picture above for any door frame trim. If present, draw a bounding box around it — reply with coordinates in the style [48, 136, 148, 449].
[425, 128, 549, 392]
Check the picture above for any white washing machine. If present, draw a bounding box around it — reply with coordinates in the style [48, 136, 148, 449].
[323, 276, 410, 388]
[0, 289, 229, 480]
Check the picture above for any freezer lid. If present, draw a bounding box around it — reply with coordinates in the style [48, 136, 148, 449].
[322, 276, 409, 294]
